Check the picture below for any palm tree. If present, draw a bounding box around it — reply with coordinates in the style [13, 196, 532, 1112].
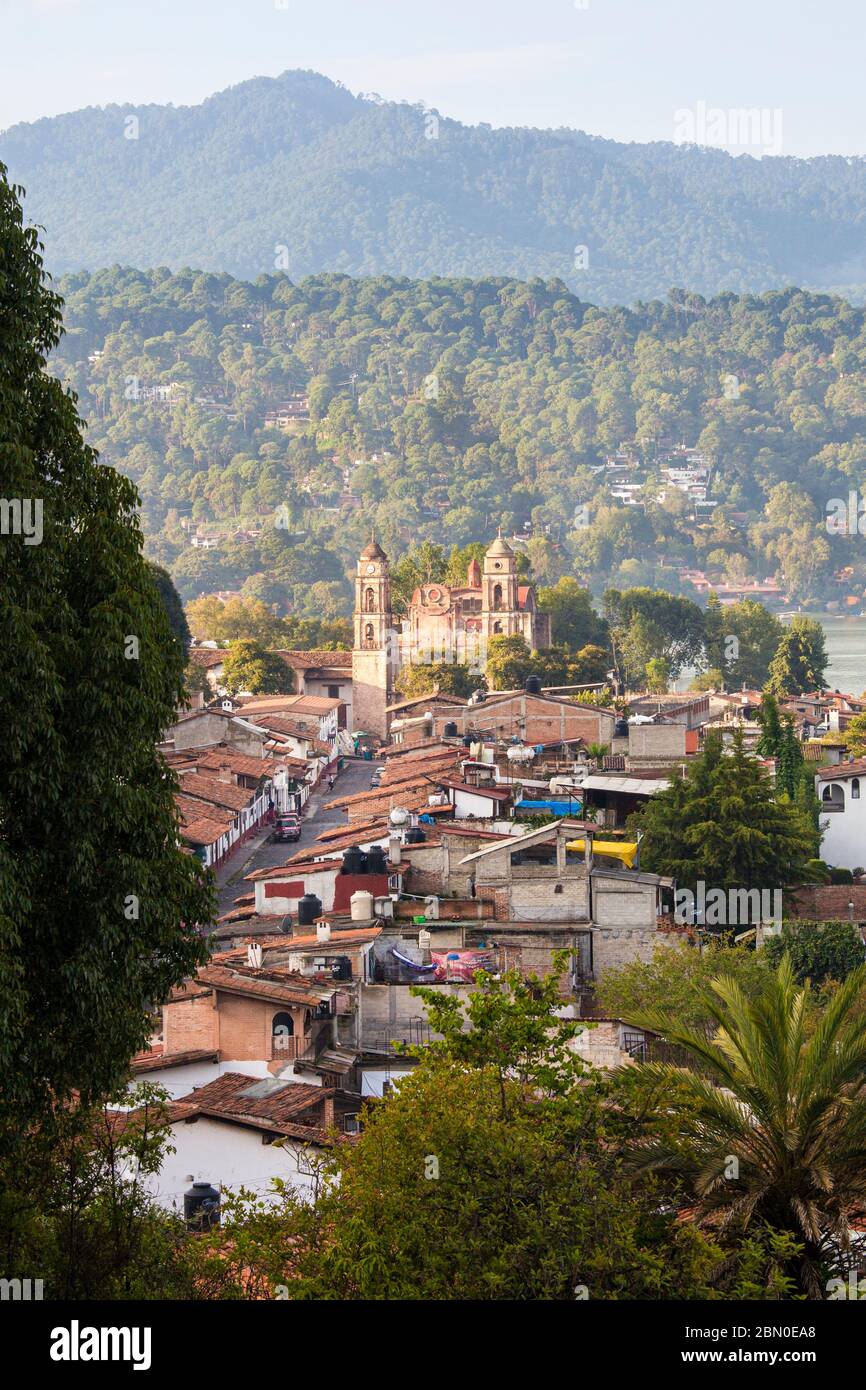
[584, 742, 609, 768]
[628, 957, 866, 1297]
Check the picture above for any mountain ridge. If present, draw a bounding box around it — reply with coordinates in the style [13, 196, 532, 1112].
[4, 69, 866, 303]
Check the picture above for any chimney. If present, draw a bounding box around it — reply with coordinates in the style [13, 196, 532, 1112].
[322, 1094, 335, 1130]
[218, 763, 233, 783]
[388, 835, 402, 866]
[246, 942, 263, 969]
[317, 921, 331, 944]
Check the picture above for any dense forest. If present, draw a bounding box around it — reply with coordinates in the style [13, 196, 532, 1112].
[48, 266, 866, 624]
[6, 70, 866, 302]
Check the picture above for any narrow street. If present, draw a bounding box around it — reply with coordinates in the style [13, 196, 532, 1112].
[215, 757, 382, 918]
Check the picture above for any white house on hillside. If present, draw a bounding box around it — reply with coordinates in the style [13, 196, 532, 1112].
[816, 760, 866, 871]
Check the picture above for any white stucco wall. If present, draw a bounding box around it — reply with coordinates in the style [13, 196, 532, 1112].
[142, 1116, 323, 1213]
[817, 776, 866, 870]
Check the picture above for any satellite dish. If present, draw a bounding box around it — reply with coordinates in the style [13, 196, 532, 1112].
[389, 806, 410, 826]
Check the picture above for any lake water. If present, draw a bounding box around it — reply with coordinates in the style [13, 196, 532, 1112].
[675, 613, 866, 694]
[807, 614, 866, 695]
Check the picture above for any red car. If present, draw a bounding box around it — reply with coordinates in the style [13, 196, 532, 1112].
[272, 812, 301, 843]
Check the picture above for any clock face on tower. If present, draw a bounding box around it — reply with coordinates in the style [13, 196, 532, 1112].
[365, 563, 377, 574]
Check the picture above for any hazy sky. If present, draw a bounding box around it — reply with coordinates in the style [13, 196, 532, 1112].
[2, 0, 863, 156]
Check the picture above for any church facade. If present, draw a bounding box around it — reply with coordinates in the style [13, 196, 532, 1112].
[351, 535, 551, 739]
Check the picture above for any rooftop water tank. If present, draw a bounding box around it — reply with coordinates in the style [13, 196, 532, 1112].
[406, 826, 426, 844]
[366, 844, 387, 875]
[184, 1181, 220, 1232]
[350, 888, 375, 922]
[341, 845, 364, 875]
[297, 893, 322, 927]
[443, 721, 459, 737]
[524, 674, 542, 695]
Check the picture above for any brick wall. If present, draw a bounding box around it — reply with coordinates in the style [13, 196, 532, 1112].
[785, 884, 866, 922]
[163, 994, 217, 1053]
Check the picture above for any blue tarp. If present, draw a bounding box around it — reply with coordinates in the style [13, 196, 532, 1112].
[515, 798, 584, 815]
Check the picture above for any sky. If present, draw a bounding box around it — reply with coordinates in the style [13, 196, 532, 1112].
[1, 0, 863, 157]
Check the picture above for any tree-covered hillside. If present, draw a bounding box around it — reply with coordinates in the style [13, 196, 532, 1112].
[49, 267, 866, 615]
[6, 70, 866, 303]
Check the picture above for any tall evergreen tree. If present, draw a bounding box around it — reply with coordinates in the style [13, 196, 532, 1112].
[0, 165, 213, 1124]
[635, 731, 815, 895]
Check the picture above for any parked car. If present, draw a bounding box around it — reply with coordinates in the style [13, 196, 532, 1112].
[272, 812, 301, 843]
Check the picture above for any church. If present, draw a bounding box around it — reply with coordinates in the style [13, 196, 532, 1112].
[351, 534, 551, 739]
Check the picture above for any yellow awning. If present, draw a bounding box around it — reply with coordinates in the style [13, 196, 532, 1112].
[566, 838, 639, 869]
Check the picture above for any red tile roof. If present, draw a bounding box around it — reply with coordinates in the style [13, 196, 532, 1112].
[174, 771, 255, 813]
[194, 963, 328, 1007]
[130, 1047, 219, 1074]
[818, 759, 866, 780]
[168, 1072, 340, 1140]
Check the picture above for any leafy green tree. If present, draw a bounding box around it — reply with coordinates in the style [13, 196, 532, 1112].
[703, 595, 784, 690]
[634, 731, 816, 896]
[764, 920, 866, 987]
[644, 656, 670, 693]
[537, 576, 608, 652]
[842, 711, 866, 757]
[766, 617, 828, 696]
[629, 957, 866, 1297]
[148, 562, 190, 658]
[394, 661, 476, 700]
[603, 588, 705, 683]
[0, 1085, 194, 1299]
[221, 639, 293, 695]
[597, 939, 771, 1039]
[0, 165, 212, 1125]
[484, 633, 532, 690]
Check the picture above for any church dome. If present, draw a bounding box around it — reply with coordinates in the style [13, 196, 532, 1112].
[361, 539, 387, 561]
[485, 534, 514, 558]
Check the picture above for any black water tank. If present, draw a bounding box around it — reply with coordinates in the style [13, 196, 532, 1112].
[462, 734, 473, 747]
[525, 674, 542, 694]
[406, 827, 426, 844]
[184, 1181, 220, 1231]
[297, 892, 322, 927]
[331, 956, 352, 981]
[341, 845, 363, 875]
[614, 718, 629, 738]
[366, 844, 387, 875]
[443, 721, 458, 737]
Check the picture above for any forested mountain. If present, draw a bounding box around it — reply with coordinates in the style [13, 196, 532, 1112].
[5, 70, 866, 303]
[48, 267, 866, 616]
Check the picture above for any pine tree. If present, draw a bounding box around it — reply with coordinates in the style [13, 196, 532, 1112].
[636, 731, 815, 894]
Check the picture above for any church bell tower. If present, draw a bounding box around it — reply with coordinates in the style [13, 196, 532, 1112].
[351, 539, 395, 741]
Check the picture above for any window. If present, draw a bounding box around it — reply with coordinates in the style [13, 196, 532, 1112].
[853, 779, 861, 800]
[822, 784, 845, 812]
[364, 586, 376, 612]
[364, 622, 375, 646]
[272, 1010, 294, 1037]
[493, 583, 503, 610]
[327, 684, 340, 699]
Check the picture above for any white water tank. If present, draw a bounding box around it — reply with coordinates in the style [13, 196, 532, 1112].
[316, 922, 331, 944]
[350, 889, 375, 922]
